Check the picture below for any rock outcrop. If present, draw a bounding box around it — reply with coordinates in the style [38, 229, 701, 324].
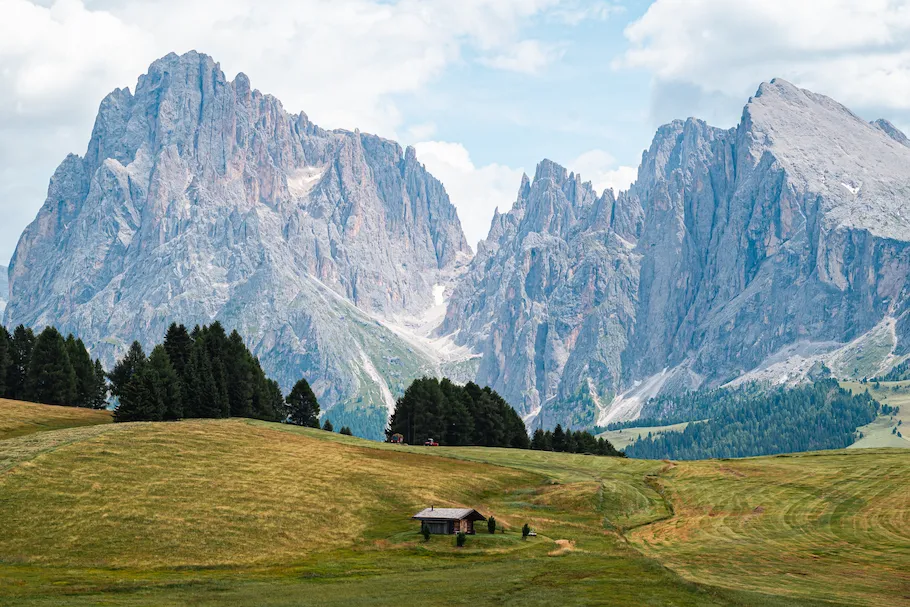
[0, 266, 7, 316]
[5, 51, 471, 438]
[444, 79, 910, 428]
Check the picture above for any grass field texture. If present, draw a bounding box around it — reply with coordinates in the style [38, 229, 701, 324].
[0, 402, 907, 606]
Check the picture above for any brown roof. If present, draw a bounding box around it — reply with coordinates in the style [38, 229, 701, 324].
[412, 507, 486, 521]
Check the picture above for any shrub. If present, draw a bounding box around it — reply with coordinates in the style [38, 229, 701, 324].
[487, 516, 496, 534]
[522, 523, 531, 539]
[340, 426, 353, 436]
[322, 419, 334, 432]
[421, 522, 431, 542]
[456, 532, 467, 547]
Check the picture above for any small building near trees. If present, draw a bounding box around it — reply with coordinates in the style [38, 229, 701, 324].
[412, 507, 486, 535]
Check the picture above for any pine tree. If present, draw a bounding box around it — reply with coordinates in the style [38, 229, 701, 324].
[322, 419, 334, 432]
[552, 424, 566, 452]
[531, 428, 547, 450]
[147, 345, 183, 420]
[0, 326, 10, 397]
[115, 364, 165, 422]
[163, 323, 193, 378]
[7, 325, 35, 400]
[109, 341, 147, 400]
[184, 341, 223, 418]
[25, 327, 77, 406]
[340, 426, 353, 436]
[286, 378, 320, 427]
[65, 335, 96, 407]
[90, 360, 108, 409]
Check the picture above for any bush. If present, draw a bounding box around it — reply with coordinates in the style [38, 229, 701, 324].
[322, 419, 334, 432]
[421, 522, 431, 542]
[522, 523, 531, 539]
[487, 516, 496, 534]
[456, 532, 467, 547]
[340, 426, 353, 436]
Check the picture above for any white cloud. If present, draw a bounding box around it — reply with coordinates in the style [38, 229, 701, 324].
[479, 39, 566, 75]
[550, 1, 624, 26]
[414, 141, 525, 248]
[617, 0, 910, 110]
[0, 0, 607, 264]
[567, 149, 637, 195]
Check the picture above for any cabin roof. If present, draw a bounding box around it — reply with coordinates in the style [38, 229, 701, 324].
[412, 507, 486, 521]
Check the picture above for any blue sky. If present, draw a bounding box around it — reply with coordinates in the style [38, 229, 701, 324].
[3, 0, 910, 262]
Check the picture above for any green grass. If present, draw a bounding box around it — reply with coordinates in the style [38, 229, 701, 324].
[841, 380, 910, 448]
[597, 421, 696, 450]
[0, 412, 907, 606]
[0, 398, 111, 441]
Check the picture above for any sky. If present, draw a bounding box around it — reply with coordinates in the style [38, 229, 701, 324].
[2, 0, 910, 264]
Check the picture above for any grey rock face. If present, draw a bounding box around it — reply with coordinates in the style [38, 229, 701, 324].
[445, 79, 910, 428]
[0, 266, 7, 316]
[6, 51, 470, 438]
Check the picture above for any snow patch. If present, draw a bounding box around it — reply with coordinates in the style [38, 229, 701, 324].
[287, 166, 326, 199]
[359, 349, 397, 415]
[596, 368, 672, 425]
[433, 283, 445, 307]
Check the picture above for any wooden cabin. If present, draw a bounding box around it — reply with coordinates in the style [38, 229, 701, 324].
[412, 507, 486, 535]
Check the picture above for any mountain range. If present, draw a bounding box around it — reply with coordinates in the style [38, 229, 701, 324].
[6, 52, 910, 436]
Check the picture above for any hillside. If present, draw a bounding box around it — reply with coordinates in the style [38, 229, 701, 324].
[0, 398, 111, 441]
[0, 407, 906, 606]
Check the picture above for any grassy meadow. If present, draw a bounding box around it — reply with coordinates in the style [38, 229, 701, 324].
[841, 380, 910, 448]
[0, 401, 907, 606]
[0, 399, 111, 440]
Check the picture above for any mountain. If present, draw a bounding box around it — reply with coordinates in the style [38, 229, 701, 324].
[0, 266, 7, 315]
[443, 79, 910, 429]
[5, 51, 472, 438]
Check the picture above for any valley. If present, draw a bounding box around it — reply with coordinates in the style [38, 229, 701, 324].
[0, 400, 906, 606]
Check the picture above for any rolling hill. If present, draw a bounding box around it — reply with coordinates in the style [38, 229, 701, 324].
[0, 401, 907, 606]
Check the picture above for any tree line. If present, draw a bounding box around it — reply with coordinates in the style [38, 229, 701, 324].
[530, 424, 623, 457]
[386, 377, 623, 456]
[0, 325, 107, 408]
[624, 379, 882, 460]
[386, 377, 529, 448]
[111, 322, 291, 423]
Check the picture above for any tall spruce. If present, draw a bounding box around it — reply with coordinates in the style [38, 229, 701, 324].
[0, 326, 10, 397]
[115, 364, 165, 422]
[108, 341, 147, 400]
[65, 335, 96, 407]
[25, 327, 77, 406]
[90, 359, 109, 409]
[7, 325, 35, 400]
[148, 345, 182, 420]
[286, 378, 320, 427]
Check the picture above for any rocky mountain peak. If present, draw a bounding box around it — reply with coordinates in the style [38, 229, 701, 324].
[6, 51, 471, 438]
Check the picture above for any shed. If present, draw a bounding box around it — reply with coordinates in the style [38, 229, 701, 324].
[412, 507, 486, 535]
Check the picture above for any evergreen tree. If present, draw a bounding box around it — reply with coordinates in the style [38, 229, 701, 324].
[147, 345, 183, 420]
[340, 426, 353, 436]
[114, 364, 165, 422]
[65, 335, 96, 407]
[322, 419, 334, 432]
[90, 359, 108, 409]
[25, 327, 77, 406]
[531, 428, 547, 450]
[552, 424, 567, 452]
[487, 516, 497, 534]
[184, 340, 224, 418]
[163, 323, 193, 379]
[224, 330, 255, 417]
[286, 378, 320, 427]
[0, 326, 10, 397]
[7, 325, 35, 400]
[109, 341, 147, 400]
